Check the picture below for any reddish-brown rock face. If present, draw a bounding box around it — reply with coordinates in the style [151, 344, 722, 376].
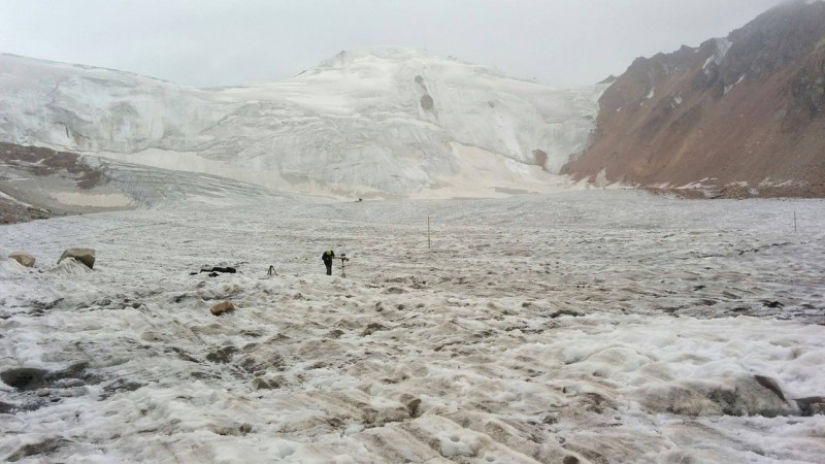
[563, 0, 825, 197]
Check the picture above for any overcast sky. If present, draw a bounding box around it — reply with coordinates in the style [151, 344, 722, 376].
[0, 0, 783, 88]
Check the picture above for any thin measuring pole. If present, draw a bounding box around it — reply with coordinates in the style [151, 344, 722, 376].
[428, 215, 431, 250]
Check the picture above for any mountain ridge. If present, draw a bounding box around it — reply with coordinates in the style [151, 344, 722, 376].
[563, 0, 825, 198]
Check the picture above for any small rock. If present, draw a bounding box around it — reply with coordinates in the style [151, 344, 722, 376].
[361, 323, 388, 336]
[563, 456, 580, 464]
[795, 397, 825, 416]
[384, 287, 407, 294]
[58, 248, 96, 269]
[542, 413, 559, 424]
[239, 423, 253, 435]
[206, 345, 237, 363]
[37, 389, 51, 397]
[63, 378, 85, 388]
[210, 301, 235, 316]
[9, 251, 35, 267]
[251, 377, 282, 390]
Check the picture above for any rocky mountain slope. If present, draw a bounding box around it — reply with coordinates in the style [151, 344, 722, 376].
[0, 49, 602, 198]
[563, 0, 825, 197]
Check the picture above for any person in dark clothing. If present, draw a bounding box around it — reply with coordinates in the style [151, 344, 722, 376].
[322, 249, 335, 275]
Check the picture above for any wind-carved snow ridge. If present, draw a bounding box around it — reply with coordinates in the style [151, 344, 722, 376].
[0, 50, 602, 198]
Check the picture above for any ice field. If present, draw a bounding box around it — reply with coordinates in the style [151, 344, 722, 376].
[1, 190, 825, 463]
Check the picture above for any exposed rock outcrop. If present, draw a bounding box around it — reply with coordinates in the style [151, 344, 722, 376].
[564, 0, 825, 197]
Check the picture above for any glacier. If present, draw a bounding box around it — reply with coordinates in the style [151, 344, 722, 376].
[0, 50, 604, 197]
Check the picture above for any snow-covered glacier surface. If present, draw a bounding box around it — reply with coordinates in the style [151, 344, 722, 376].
[0, 50, 603, 197]
[2, 191, 824, 463]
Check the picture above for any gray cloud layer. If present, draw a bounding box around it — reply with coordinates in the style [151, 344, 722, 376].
[0, 0, 782, 88]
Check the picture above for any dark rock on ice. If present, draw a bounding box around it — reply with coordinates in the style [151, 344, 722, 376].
[102, 379, 145, 396]
[206, 345, 237, 363]
[795, 397, 825, 416]
[1, 367, 49, 390]
[5, 436, 70, 462]
[384, 287, 407, 294]
[251, 377, 282, 390]
[0, 401, 15, 413]
[200, 266, 236, 274]
[362, 323, 388, 336]
[58, 247, 96, 269]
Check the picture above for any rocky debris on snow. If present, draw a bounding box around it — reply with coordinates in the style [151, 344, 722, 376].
[401, 395, 422, 417]
[4, 436, 71, 462]
[100, 379, 145, 398]
[210, 301, 235, 316]
[206, 345, 237, 363]
[361, 323, 388, 336]
[795, 397, 825, 416]
[640, 374, 796, 417]
[8, 251, 35, 267]
[236, 351, 284, 374]
[200, 266, 237, 274]
[58, 248, 96, 269]
[0, 367, 50, 390]
[0, 401, 14, 413]
[0, 362, 100, 412]
[251, 376, 283, 390]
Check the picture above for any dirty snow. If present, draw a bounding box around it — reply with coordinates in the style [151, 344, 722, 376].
[1, 191, 824, 463]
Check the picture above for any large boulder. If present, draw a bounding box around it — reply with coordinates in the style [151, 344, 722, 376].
[9, 251, 35, 267]
[58, 248, 96, 269]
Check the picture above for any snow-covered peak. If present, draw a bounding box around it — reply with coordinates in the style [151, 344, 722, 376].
[316, 48, 453, 68]
[0, 51, 603, 198]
